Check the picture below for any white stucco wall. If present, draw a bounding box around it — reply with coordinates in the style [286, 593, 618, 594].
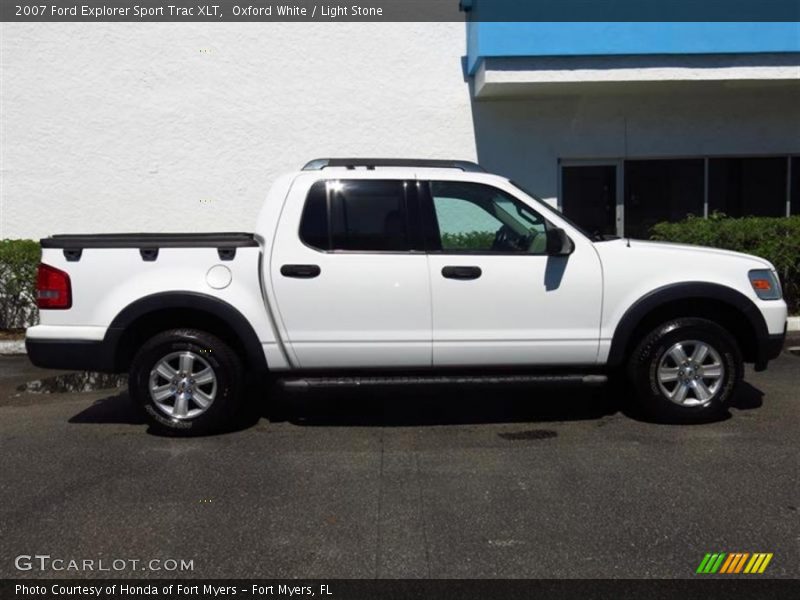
[2, 23, 799, 240]
[0, 23, 476, 239]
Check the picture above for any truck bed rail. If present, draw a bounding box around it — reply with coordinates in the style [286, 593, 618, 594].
[40, 232, 258, 249]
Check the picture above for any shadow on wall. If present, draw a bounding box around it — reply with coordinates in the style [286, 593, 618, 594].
[466, 67, 800, 207]
[467, 82, 624, 204]
[469, 92, 565, 204]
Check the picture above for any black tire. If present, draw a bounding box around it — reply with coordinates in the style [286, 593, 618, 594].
[627, 318, 742, 423]
[129, 329, 243, 435]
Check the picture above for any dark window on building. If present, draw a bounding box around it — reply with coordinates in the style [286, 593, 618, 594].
[624, 159, 704, 239]
[561, 166, 617, 237]
[299, 180, 411, 252]
[791, 157, 799, 215]
[709, 157, 788, 217]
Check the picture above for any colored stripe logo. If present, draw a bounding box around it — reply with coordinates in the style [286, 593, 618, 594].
[696, 552, 773, 574]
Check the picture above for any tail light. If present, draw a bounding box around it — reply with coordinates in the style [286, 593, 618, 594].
[36, 263, 72, 309]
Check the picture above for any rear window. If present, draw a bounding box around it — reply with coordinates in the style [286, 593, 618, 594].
[299, 180, 412, 252]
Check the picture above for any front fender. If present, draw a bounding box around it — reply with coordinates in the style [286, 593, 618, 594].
[607, 281, 770, 367]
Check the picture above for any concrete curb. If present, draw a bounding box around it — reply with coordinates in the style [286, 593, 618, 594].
[0, 340, 26, 355]
[788, 316, 800, 333]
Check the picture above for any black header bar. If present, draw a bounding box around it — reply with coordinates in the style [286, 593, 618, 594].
[3, 579, 800, 600]
[2, 0, 799, 22]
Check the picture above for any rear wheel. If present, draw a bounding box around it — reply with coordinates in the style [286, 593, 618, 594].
[129, 329, 243, 435]
[627, 318, 742, 422]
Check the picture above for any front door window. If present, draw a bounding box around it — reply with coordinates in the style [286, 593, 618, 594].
[429, 181, 549, 254]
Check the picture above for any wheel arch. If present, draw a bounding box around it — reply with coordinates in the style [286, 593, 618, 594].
[105, 292, 267, 373]
[607, 282, 768, 367]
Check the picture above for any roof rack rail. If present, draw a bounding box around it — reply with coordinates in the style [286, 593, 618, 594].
[302, 158, 486, 173]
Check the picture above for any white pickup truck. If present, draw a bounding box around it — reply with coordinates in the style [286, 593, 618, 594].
[27, 159, 787, 434]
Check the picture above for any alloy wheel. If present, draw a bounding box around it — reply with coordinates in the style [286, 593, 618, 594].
[148, 351, 217, 419]
[656, 340, 725, 407]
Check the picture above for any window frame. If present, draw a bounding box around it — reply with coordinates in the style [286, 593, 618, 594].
[418, 180, 552, 256]
[298, 178, 425, 255]
[559, 154, 795, 238]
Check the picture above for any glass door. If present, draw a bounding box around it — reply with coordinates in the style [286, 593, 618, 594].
[560, 161, 622, 237]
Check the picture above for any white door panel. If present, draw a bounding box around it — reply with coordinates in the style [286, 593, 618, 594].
[428, 251, 602, 366]
[271, 254, 431, 368]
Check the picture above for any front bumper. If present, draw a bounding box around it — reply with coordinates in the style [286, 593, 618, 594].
[754, 322, 786, 371]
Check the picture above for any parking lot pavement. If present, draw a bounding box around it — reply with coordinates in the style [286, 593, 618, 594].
[0, 349, 798, 580]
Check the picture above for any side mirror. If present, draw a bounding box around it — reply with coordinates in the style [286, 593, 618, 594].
[546, 228, 574, 256]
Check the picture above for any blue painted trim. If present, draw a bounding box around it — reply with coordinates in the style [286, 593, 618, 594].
[467, 22, 800, 75]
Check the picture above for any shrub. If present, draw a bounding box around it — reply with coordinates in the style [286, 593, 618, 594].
[0, 239, 41, 330]
[441, 231, 496, 251]
[650, 214, 800, 314]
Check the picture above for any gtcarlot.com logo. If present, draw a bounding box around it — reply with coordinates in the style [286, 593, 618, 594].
[15, 555, 194, 572]
[696, 552, 773, 574]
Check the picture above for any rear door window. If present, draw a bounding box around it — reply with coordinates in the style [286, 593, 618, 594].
[299, 180, 416, 252]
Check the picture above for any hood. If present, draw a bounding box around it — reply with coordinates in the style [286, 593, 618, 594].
[597, 238, 774, 269]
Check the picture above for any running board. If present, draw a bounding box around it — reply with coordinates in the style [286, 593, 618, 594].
[279, 374, 607, 391]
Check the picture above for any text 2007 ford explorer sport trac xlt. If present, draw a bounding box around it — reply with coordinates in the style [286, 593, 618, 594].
[26, 159, 787, 434]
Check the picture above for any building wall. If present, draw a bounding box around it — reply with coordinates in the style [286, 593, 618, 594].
[0, 23, 476, 239]
[2, 24, 799, 240]
[471, 84, 800, 205]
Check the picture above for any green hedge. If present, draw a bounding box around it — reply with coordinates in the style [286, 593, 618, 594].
[650, 214, 800, 314]
[0, 239, 41, 330]
[441, 231, 495, 251]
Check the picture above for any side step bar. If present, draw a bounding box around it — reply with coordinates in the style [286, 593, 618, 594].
[279, 374, 607, 391]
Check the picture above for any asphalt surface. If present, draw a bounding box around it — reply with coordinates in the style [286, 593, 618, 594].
[0, 348, 798, 580]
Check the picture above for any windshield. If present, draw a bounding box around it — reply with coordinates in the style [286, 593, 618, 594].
[508, 180, 618, 242]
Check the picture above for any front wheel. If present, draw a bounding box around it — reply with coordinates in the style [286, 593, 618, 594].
[129, 329, 243, 435]
[627, 318, 742, 423]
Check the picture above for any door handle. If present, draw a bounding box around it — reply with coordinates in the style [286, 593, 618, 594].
[441, 266, 482, 280]
[280, 264, 321, 279]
